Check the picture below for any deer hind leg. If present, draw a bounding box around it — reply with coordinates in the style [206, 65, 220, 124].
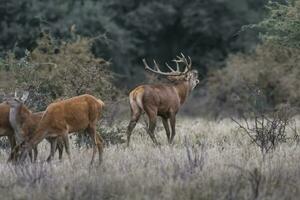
[47, 138, 57, 162]
[169, 113, 176, 144]
[86, 124, 100, 165]
[126, 102, 142, 147]
[95, 133, 104, 164]
[161, 117, 171, 142]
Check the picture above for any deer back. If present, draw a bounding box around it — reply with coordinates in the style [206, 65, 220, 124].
[36, 94, 104, 134]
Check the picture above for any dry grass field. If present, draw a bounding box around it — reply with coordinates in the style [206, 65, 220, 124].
[0, 117, 300, 200]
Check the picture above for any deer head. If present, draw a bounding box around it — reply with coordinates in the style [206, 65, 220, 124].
[143, 53, 199, 91]
[6, 90, 29, 108]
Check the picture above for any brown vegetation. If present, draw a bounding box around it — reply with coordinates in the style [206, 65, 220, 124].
[202, 43, 300, 117]
[3, 33, 120, 111]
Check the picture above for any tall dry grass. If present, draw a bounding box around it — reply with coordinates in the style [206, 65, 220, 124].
[0, 118, 300, 200]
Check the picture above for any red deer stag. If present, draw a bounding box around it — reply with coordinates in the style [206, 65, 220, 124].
[126, 54, 199, 146]
[16, 94, 105, 164]
[0, 102, 16, 162]
[7, 91, 64, 162]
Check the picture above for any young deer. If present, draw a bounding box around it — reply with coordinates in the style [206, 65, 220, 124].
[7, 91, 64, 162]
[0, 102, 16, 162]
[16, 94, 105, 164]
[126, 54, 199, 146]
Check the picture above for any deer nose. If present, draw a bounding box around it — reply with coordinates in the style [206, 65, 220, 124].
[196, 79, 200, 84]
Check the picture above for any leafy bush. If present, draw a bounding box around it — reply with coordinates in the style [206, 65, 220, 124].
[0, 0, 266, 79]
[3, 32, 120, 111]
[205, 43, 300, 117]
[192, 1, 300, 117]
[0, 32, 124, 147]
[252, 0, 300, 48]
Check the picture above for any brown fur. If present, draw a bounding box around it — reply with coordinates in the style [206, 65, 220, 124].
[0, 102, 16, 162]
[9, 103, 64, 162]
[18, 94, 105, 164]
[126, 70, 199, 145]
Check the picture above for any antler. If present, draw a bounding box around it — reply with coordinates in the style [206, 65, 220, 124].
[143, 53, 192, 76]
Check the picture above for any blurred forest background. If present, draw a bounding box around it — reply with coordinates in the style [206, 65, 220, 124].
[0, 0, 299, 118]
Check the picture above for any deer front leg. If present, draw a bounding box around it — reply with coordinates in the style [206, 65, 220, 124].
[161, 117, 171, 142]
[126, 108, 141, 147]
[47, 138, 57, 162]
[28, 150, 33, 162]
[28, 145, 38, 163]
[169, 113, 176, 144]
[33, 146, 38, 162]
[7, 135, 16, 163]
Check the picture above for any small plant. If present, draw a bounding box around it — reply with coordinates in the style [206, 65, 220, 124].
[231, 165, 264, 199]
[0, 137, 9, 151]
[231, 84, 294, 155]
[74, 124, 126, 149]
[184, 137, 206, 173]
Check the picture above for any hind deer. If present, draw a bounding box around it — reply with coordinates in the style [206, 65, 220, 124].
[6, 91, 64, 162]
[126, 54, 199, 146]
[0, 102, 16, 162]
[16, 94, 105, 164]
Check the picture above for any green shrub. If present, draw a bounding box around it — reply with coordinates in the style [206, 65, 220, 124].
[3, 32, 120, 111]
[205, 43, 300, 117]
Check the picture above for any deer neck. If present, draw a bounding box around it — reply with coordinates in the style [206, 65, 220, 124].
[174, 81, 190, 105]
[9, 105, 31, 144]
[19, 105, 32, 122]
[27, 122, 47, 148]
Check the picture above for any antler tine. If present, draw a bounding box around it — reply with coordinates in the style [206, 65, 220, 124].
[153, 60, 162, 72]
[174, 53, 187, 64]
[165, 62, 176, 72]
[187, 56, 192, 70]
[180, 53, 189, 65]
[171, 60, 180, 72]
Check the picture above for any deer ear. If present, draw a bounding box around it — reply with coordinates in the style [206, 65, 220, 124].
[21, 91, 29, 102]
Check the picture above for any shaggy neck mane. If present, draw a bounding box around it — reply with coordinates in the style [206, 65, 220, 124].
[173, 81, 190, 105]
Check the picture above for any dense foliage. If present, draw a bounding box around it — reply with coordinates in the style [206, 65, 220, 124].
[0, 0, 267, 84]
[1, 0, 299, 117]
[202, 0, 300, 117]
[254, 0, 300, 48]
[1, 33, 119, 111]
